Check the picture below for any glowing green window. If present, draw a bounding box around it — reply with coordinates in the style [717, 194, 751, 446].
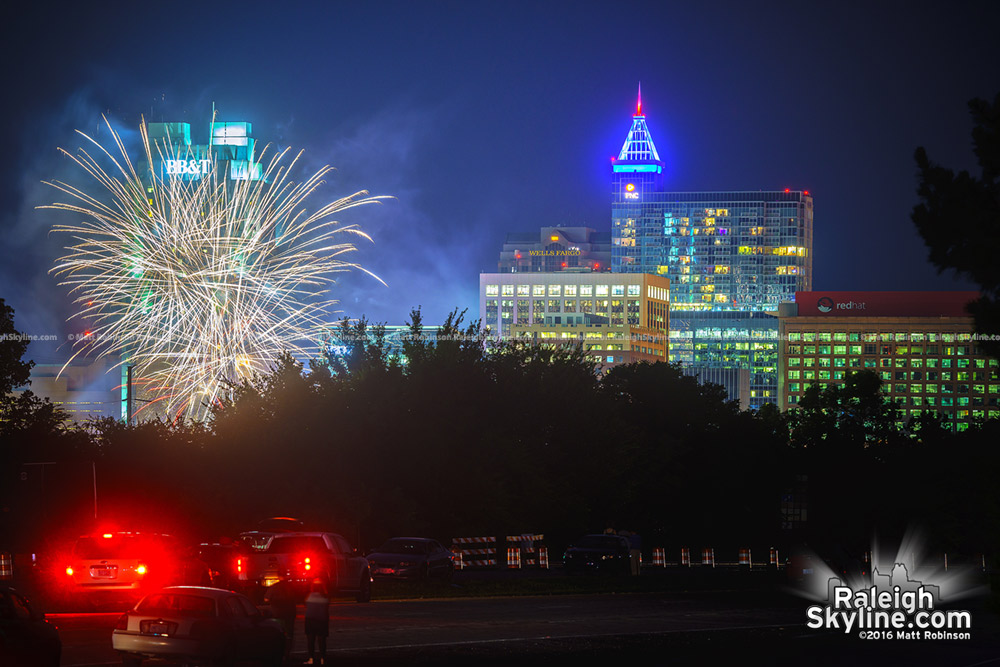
[819, 370, 831, 380]
[788, 370, 801, 379]
[788, 332, 801, 342]
[819, 358, 831, 368]
[819, 345, 831, 355]
[849, 345, 862, 355]
[804, 370, 815, 380]
[788, 382, 800, 392]
[974, 384, 985, 394]
[834, 358, 846, 368]
[880, 372, 891, 381]
[834, 333, 848, 342]
[910, 384, 922, 394]
[926, 384, 938, 394]
[788, 357, 801, 367]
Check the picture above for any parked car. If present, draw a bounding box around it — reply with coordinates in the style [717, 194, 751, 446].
[563, 534, 631, 574]
[112, 586, 284, 667]
[237, 531, 372, 602]
[0, 587, 61, 667]
[366, 538, 455, 581]
[62, 531, 213, 605]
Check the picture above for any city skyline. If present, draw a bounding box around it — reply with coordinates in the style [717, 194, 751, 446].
[2, 1, 997, 363]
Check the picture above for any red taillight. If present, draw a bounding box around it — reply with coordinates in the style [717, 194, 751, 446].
[115, 613, 129, 630]
[304, 556, 312, 571]
[236, 558, 242, 573]
[66, 566, 74, 576]
[137, 564, 147, 575]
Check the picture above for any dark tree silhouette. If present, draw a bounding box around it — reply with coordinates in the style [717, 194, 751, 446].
[913, 92, 1000, 356]
[0, 298, 32, 395]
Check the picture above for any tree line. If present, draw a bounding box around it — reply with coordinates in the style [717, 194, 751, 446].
[2, 303, 998, 565]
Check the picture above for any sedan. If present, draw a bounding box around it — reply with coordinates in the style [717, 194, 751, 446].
[0, 587, 61, 667]
[112, 586, 284, 667]
[563, 534, 632, 575]
[367, 538, 455, 581]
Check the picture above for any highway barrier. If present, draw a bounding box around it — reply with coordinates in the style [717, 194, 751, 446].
[451, 537, 498, 568]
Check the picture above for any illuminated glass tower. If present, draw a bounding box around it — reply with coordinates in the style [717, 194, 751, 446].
[610, 87, 814, 409]
[143, 119, 264, 185]
[611, 84, 667, 274]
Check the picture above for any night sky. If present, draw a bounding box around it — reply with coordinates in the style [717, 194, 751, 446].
[2, 0, 998, 363]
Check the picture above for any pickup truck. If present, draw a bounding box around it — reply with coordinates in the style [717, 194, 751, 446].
[236, 531, 372, 602]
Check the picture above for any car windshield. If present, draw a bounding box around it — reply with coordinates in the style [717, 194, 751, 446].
[574, 536, 621, 549]
[73, 535, 159, 559]
[375, 539, 428, 555]
[266, 536, 329, 553]
[136, 593, 216, 617]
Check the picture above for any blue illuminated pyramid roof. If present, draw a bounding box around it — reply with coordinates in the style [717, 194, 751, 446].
[617, 116, 660, 162]
[613, 84, 663, 174]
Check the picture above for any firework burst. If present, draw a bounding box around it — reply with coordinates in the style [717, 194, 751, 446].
[43, 116, 389, 420]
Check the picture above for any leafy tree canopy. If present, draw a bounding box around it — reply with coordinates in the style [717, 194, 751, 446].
[913, 92, 1000, 356]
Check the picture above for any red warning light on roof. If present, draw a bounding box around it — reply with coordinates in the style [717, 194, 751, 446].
[626, 183, 635, 192]
[784, 188, 790, 193]
[804, 190, 810, 195]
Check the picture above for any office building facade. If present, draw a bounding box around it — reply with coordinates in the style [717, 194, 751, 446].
[779, 291, 998, 430]
[479, 272, 669, 368]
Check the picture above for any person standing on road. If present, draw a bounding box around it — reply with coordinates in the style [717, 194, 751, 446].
[304, 577, 330, 665]
[264, 579, 297, 658]
[627, 531, 642, 576]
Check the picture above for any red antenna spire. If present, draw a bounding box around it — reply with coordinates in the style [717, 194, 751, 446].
[636, 82, 642, 116]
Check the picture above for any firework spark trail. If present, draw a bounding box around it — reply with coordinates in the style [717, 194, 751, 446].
[42, 116, 389, 420]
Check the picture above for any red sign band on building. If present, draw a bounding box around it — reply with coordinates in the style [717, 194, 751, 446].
[794, 291, 980, 318]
